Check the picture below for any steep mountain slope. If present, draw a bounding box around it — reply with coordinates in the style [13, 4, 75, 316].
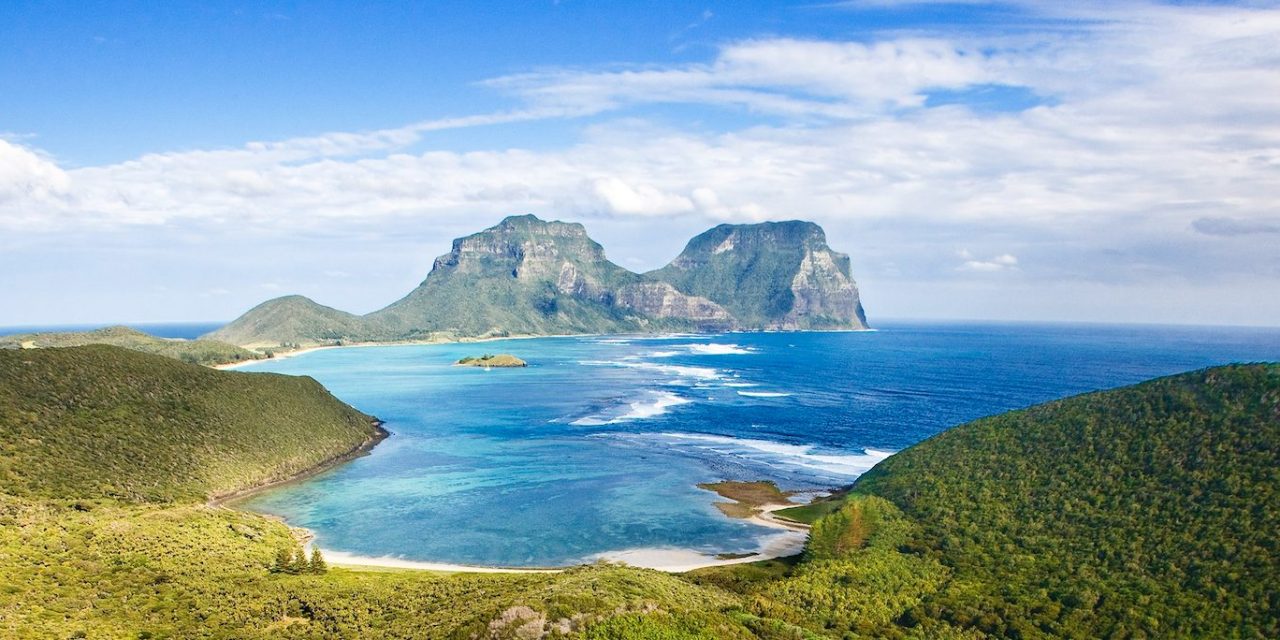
[0, 345, 382, 503]
[0, 325, 262, 366]
[203, 294, 369, 348]
[648, 220, 868, 330]
[364, 215, 732, 337]
[204, 215, 865, 346]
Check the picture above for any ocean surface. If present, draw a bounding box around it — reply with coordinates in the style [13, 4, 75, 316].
[230, 321, 1280, 567]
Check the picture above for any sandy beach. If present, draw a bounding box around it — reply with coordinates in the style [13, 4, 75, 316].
[211, 332, 604, 370]
[315, 500, 810, 574]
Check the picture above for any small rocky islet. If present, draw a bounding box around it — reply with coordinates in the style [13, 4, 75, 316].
[454, 353, 527, 368]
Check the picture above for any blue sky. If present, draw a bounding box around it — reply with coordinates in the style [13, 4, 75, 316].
[2, 1, 1278, 326]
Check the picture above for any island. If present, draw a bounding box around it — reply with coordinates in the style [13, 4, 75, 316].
[455, 353, 527, 367]
[202, 215, 869, 349]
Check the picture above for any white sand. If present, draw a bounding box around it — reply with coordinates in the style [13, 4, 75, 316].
[212, 332, 601, 371]
[323, 550, 563, 574]
[588, 529, 808, 572]
[321, 501, 810, 574]
[214, 344, 341, 370]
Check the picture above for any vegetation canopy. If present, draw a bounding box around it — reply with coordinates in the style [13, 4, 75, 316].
[0, 348, 1274, 639]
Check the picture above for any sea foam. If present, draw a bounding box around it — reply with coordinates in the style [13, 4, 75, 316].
[684, 343, 756, 355]
[651, 433, 893, 477]
[571, 391, 691, 426]
[736, 390, 791, 398]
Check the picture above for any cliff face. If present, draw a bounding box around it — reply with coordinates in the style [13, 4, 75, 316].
[648, 221, 868, 330]
[613, 282, 732, 330]
[206, 215, 867, 346]
[366, 215, 727, 337]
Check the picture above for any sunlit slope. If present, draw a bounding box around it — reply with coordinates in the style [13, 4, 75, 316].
[0, 325, 262, 366]
[0, 345, 381, 503]
[853, 363, 1280, 638]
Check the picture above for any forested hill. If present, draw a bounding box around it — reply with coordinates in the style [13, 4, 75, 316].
[0, 345, 382, 503]
[852, 363, 1280, 638]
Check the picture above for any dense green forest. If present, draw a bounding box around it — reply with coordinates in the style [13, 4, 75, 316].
[0, 349, 1275, 638]
[0, 325, 263, 366]
[853, 363, 1280, 638]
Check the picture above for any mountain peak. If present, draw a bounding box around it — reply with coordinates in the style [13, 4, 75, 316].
[650, 220, 867, 330]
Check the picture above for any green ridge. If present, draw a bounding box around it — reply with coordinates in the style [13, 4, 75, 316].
[0, 345, 380, 503]
[0, 325, 262, 367]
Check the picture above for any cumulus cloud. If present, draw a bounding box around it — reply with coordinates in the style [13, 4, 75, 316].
[958, 250, 1019, 272]
[0, 139, 70, 224]
[1, 1, 1277, 314]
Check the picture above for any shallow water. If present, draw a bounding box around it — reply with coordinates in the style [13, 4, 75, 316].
[235, 321, 1280, 566]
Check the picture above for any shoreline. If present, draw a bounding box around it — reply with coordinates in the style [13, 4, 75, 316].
[206, 414, 814, 573]
[210, 327, 877, 370]
[211, 333, 581, 370]
[311, 499, 811, 575]
[210, 331, 835, 574]
[208, 420, 390, 507]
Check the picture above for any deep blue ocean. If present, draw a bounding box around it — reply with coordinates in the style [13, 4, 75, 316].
[217, 322, 1275, 565]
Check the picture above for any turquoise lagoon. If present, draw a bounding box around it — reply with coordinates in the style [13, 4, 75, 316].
[235, 321, 1280, 566]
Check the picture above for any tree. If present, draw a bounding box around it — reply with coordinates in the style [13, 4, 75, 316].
[309, 548, 327, 574]
[271, 547, 293, 574]
[291, 547, 309, 575]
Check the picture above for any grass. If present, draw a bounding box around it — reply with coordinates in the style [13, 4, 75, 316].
[0, 325, 263, 366]
[771, 489, 848, 525]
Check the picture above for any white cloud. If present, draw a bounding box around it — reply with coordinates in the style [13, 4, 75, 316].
[590, 177, 694, 216]
[959, 251, 1019, 272]
[2, 2, 1278, 324]
[0, 139, 70, 223]
[484, 37, 996, 118]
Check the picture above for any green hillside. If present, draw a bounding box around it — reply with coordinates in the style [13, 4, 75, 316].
[1, 351, 1274, 638]
[0, 325, 263, 366]
[0, 345, 382, 503]
[850, 363, 1280, 638]
[202, 295, 370, 349]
